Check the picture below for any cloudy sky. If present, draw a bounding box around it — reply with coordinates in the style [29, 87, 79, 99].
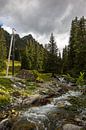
[0, 0, 86, 51]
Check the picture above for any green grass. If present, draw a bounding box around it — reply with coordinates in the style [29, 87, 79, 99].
[26, 82, 37, 90]
[5, 60, 21, 67]
[0, 60, 21, 76]
[0, 78, 12, 88]
[0, 78, 12, 107]
[0, 68, 52, 108]
[0, 94, 10, 107]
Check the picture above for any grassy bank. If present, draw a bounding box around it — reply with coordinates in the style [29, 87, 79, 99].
[0, 60, 21, 76]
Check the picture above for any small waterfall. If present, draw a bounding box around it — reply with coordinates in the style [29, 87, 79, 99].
[53, 90, 82, 104]
[12, 104, 59, 130]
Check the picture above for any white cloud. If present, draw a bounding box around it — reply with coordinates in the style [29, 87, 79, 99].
[60, 4, 73, 22]
[55, 33, 69, 52]
[0, 0, 85, 52]
[2, 25, 12, 34]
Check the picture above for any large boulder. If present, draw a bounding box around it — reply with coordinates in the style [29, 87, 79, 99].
[16, 69, 35, 81]
[63, 124, 83, 130]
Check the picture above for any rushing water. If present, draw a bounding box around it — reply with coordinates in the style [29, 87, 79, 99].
[11, 91, 82, 130]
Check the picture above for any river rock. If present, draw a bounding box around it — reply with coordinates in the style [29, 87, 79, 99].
[11, 91, 21, 97]
[0, 118, 12, 130]
[55, 100, 72, 108]
[31, 96, 51, 106]
[16, 69, 35, 81]
[63, 124, 83, 130]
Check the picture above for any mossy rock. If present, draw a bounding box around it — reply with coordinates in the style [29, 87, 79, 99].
[16, 69, 35, 81]
[36, 77, 44, 83]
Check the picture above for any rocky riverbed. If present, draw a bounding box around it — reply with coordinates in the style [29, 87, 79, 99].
[0, 76, 86, 130]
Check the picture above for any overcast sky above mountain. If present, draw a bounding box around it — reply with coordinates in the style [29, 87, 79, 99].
[0, 0, 86, 51]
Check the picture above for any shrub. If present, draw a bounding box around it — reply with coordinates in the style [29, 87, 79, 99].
[36, 76, 44, 83]
[31, 70, 39, 78]
[76, 72, 85, 86]
[63, 74, 75, 83]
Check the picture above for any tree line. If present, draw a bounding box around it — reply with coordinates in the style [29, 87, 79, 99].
[21, 33, 61, 75]
[62, 16, 86, 77]
[0, 16, 86, 77]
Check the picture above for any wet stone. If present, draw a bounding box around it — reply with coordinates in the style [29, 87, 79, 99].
[63, 124, 83, 130]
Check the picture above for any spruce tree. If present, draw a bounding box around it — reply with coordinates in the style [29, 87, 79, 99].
[64, 16, 86, 76]
[45, 33, 59, 76]
[21, 34, 46, 71]
[75, 16, 86, 75]
[62, 46, 68, 74]
[0, 27, 6, 70]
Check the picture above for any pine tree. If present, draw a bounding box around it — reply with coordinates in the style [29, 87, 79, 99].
[75, 16, 86, 75]
[65, 16, 86, 76]
[62, 46, 68, 73]
[49, 33, 58, 55]
[0, 27, 6, 70]
[68, 17, 79, 75]
[21, 34, 46, 71]
[45, 33, 59, 76]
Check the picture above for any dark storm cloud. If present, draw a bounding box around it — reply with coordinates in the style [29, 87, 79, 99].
[0, 0, 9, 15]
[0, 0, 86, 35]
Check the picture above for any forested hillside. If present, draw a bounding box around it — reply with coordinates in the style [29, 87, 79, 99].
[0, 16, 86, 77]
[0, 27, 61, 74]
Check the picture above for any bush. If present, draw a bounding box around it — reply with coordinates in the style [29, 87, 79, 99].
[31, 70, 39, 78]
[38, 73, 52, 81]
[36, 77, 44, 83]
[63, 74, 75, 83]
[76, 72, 85, 86]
